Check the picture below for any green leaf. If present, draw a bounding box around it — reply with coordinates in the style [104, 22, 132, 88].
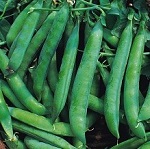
[141, 64, 150, 78]
[107, 0, 128, 18]
[133, 0, 147, 13]
[111, 17, 128, 38]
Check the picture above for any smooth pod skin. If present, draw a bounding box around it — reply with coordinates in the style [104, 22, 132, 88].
[12, 120, 77, 149]
[8, 0, 43, 71]
[51, 21, 79, 122]
[0, 49, 9, 75]
[0, 82, 14, 140]
[24, 136, 61, 149]
[17, 10, 57, 79]
[124, 19, 146, 139]
[47, 53, 58, 92]
[32, 3, 69, 100]
[1, 80, 26, 109]
[104, 19, 133, 139]
[111, 131, 150, 149]
[6, 72, 47, 115]
[6, 0, 37, 47]
[138, 141, 150, 149]
[69, 20, 103, 144]
[138, 83, 150, 121]
[9, 107, 74, 136]
[103, 28, 119, 48]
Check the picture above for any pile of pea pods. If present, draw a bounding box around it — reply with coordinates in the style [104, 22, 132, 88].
[0, 0, 150, 148]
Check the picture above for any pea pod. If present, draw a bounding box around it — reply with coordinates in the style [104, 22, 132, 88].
[9, 107, 74, 137]
[6, 72, 47, 115]
[138, 141, 150, 149]
[124, 18, 147, 139]
[1, 80, 26, 109]
[24, 136, 61, 149]
[69, 20, 103, 144]
[32, 3, 69, 100]
[0, 81, 14, 141]
[138, 83, 150, 121]
[0, 49, 9, 75]
[17, 10, 57, 79]
[6, 0, 37, 47]
[51, 20, 80, 122]
[8, 0, 43, 71]
[104, 16, 133, 139]
[12, 120, 76, 149]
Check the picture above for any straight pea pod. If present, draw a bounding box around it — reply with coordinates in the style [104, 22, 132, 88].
[8, 0, 43, 71]
[51, 20, 80, 122]
[124, 18, 147, 139]
[32, 3, 69, 100]
[6, 0, 37, 47]
[17, 10, 57, 79]
[69, 20, 103, 144]
[104, 15, 133, 139]
[138, 82, 150, 121]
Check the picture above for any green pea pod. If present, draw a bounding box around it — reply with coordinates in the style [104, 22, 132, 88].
[12, 120, 76, 149]
[69, 20, 103, 144]
[138, 83, 150, 121]
[104, 18, 133, 139]
[6, 72, 47, 115]
[41, 81, 54, 113]
[111, 131, 150, 149]
[97, 61, 109, 86]
[138, 141, 150, 149]
[35, 0, 52, 30]
[0, 81, 14, 141]
[124, 19, 146, 139]
[9, 107, 74, 137]
[1, 80, 26, 109]
[24, 136, 61, 149]
[103, 28, 119, 48]
[8, 0, 43, 71]
[47, 53, 58, 93]
[72, 138, 86, 149]
[32, 3, 69, 100]
[51, 21, 80, 122]
[2, 133, 27, 149]
[0, 49, 9, 75]
[6, 0, 37, 47]
[17, 10, 57, 79]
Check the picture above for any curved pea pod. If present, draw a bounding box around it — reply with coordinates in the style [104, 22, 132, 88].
[32, 3, 69, 100]
[8, 0, 43, 71]
[138, 83, 150, 121]
[0, 81, 14, 141]
[6, 0, 37, 47]
[12, 120, 76, 149]
[9, 107, 74, 137]
[24, 136, 61, 149]
[6, 72, 47, 115]
[69, 20, 103, 144]
[103, 28, 119, 48]
[1, 80, 26, 109]
[51, 21, 80, 122]
[104, 18, 133, 139]
[124, 19, 146, 139]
